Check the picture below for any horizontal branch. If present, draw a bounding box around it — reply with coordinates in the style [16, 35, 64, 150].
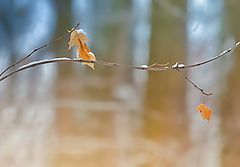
[0, 57, 169, 82]
[0, 57, 213, 96]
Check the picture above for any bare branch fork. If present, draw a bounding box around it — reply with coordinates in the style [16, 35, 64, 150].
[0, 22, 80, 77]
[0, 23, 239, 96]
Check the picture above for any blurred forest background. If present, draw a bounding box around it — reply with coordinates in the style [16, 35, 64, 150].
[0, 0, 240, 167]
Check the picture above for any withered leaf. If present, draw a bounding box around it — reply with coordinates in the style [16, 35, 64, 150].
[68, 29, 95, 70]
[196, 104, 213, 121]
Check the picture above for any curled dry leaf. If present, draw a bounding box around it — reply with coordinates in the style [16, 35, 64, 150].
[149, 62, 169, 68]
[196, 104, 213, 121]
[68, 29, 96, 70]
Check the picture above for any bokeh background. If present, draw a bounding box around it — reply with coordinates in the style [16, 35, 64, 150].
[0, 0, 240, 167]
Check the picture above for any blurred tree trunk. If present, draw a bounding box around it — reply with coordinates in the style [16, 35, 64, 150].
[185, 0, 233, 166]
[0, 1, 56, 167]
[143, 0, 187, 165]
[54, 0, 72, 78]
[131, 0, 151, 96]
[221, 1, 240, 166]
[0, 0, 16, 101]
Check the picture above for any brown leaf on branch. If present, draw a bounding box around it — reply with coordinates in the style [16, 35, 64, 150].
[196, 104, 213, 121]
[68, 29, 96, 70]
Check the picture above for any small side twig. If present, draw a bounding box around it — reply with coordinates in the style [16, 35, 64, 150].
[175, 69, 213, 96]
[169, 43, 240, 95]
[0, 22, 80, 77]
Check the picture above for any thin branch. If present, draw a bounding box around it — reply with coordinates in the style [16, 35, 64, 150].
[0, 22, 80, 77]
[185, 42, 240, 68]
[185, 75, 213, 96]
[0, 57, 169, 82]
[0, 57, 210, 96]
[175, 69, 213, 96]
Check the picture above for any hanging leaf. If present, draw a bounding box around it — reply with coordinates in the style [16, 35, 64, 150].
[68, 29, 96, 70]
[196, 104, 212, 121]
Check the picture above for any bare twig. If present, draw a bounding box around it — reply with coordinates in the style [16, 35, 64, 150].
[0, 22, 80, 77]
[185, 42, 240, 68]
[175, 69, 213, 96]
